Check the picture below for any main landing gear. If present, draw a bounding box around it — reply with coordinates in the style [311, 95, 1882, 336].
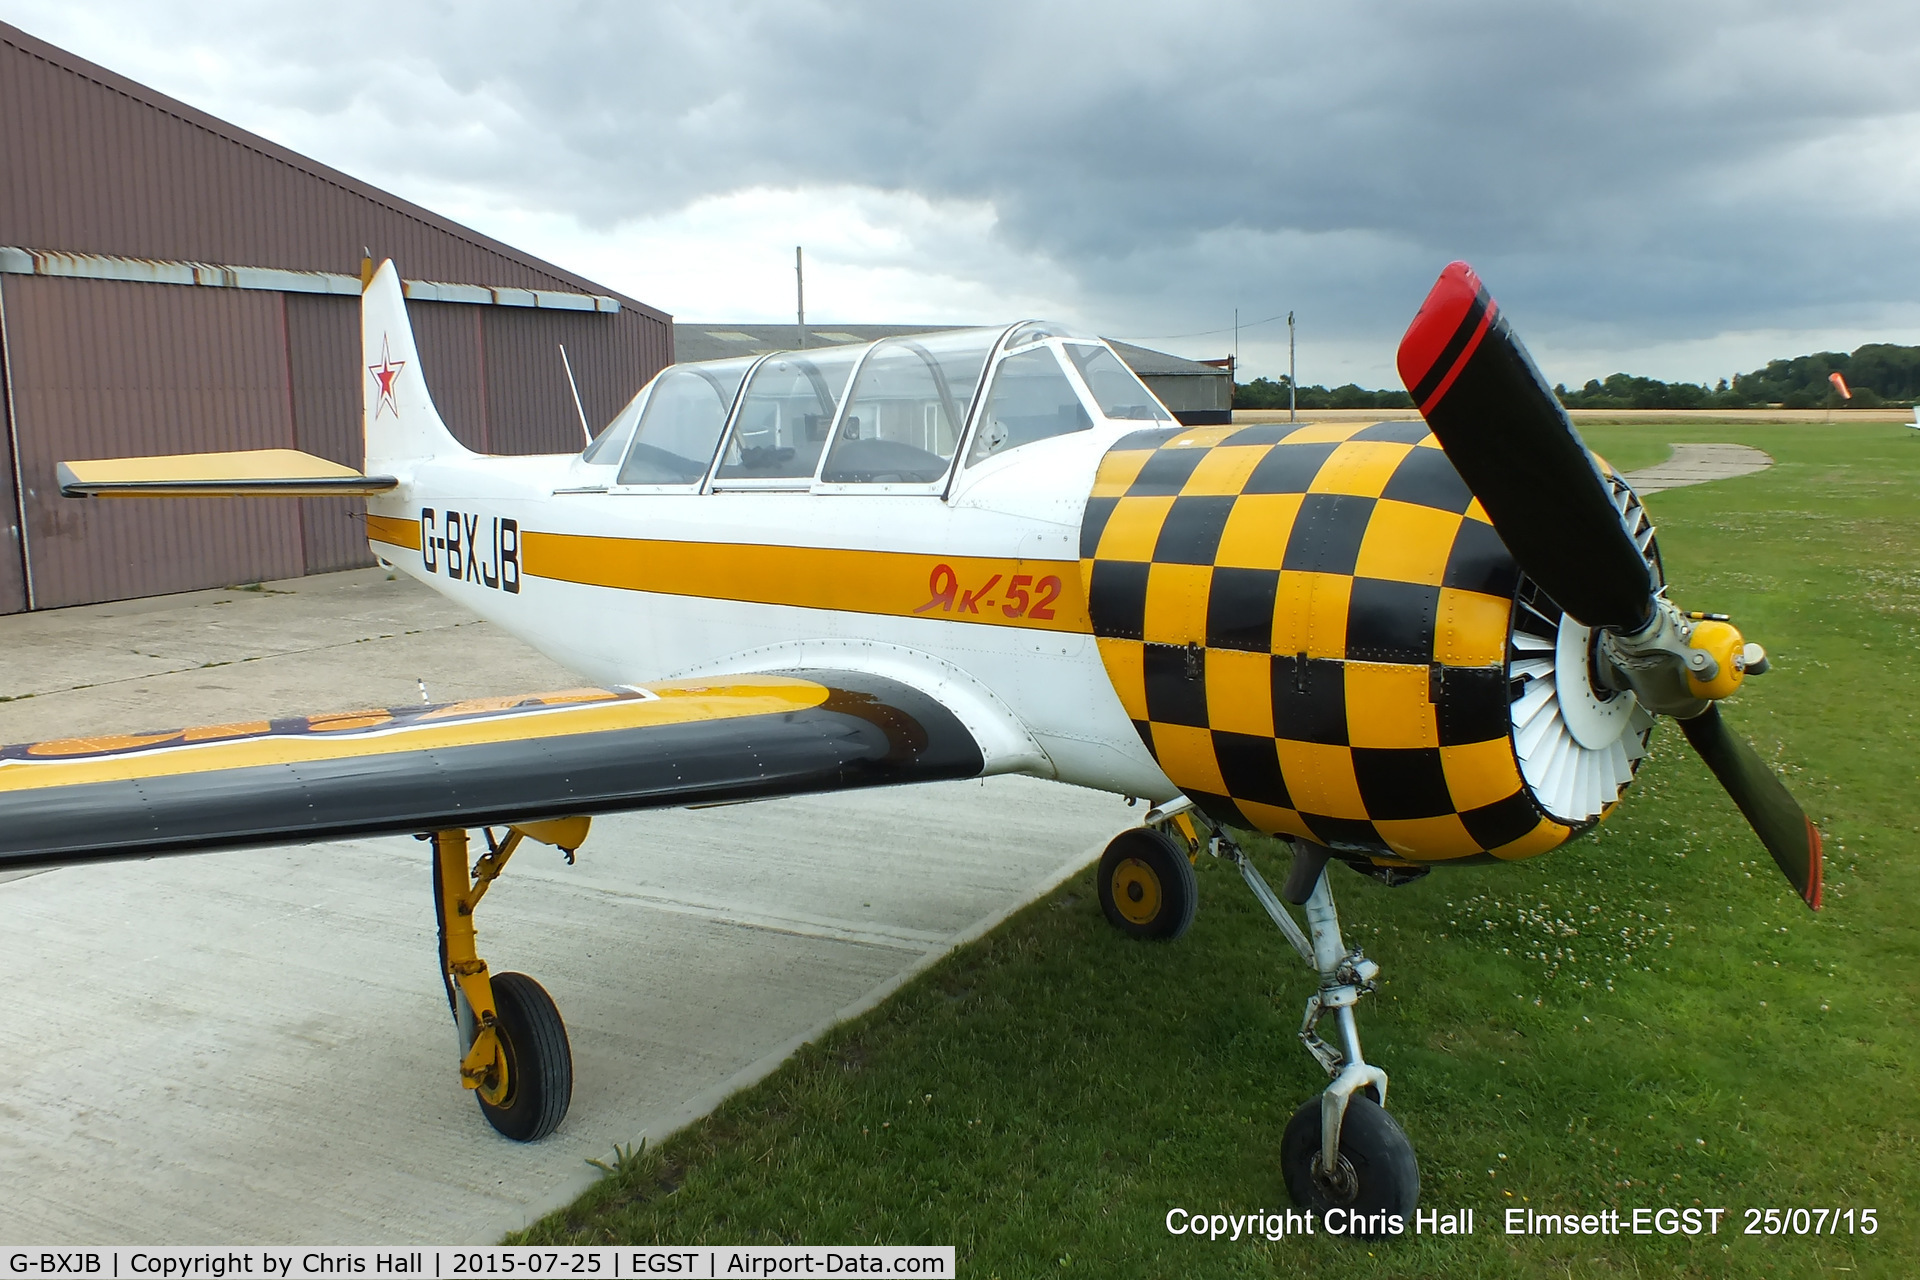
[429, 818, 588, 1141]
[1100, 801, 1420, 1236]
[1096, 824, 1198, 939]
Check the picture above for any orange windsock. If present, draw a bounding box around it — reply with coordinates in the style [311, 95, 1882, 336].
[1829, 371, 1852, 400]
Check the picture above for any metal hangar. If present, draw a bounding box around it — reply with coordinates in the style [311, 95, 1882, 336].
[0, 20, 672, 613]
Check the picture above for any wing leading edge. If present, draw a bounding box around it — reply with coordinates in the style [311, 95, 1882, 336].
[0, 672, 983, 870]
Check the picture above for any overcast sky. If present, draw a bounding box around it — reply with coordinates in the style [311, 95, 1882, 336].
[7, 0, 1920, 386]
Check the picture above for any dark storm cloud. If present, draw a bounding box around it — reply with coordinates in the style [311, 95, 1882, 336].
[14, 0, 1920, 364]
[333, 2, 1920, 337]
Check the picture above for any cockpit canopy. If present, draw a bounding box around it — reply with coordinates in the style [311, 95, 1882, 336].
[581, 321, 1171, 490]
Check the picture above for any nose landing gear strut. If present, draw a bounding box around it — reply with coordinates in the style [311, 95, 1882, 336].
[1107, 801, 1420, 1236]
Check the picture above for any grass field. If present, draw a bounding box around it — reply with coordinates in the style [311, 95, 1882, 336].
[512, 421, 1918, 1278]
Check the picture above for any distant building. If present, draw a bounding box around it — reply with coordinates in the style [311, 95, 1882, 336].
[0, 21, 672, 613]
[673, 324, 1233, 426]
[1104, 342, 1234, 426]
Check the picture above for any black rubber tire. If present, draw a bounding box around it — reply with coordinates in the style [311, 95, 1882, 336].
[1280, 1095, 1420, 1236]
[477, 971, 573, 1142]
[1096, 827, 1197, 940]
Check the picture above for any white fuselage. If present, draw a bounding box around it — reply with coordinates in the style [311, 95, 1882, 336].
[366, 422, 1180, 804]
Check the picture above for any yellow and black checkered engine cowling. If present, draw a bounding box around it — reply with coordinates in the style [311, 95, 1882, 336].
[1078, 419, 1591, 866]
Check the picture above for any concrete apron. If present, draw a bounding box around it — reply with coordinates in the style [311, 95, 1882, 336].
[0, 568, 1136, 1243]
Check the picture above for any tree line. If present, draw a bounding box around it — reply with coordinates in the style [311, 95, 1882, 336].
[1233, 377, 1412, 410]
[1233, 342, 1920, 411]
[1556, 342, 1920, 409]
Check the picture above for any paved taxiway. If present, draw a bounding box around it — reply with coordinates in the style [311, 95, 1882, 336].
[1615, 442, 1771, 493]
[0, 569, 1135, 1243]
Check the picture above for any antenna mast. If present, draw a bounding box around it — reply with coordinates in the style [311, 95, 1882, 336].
[558, 344, 592, 446]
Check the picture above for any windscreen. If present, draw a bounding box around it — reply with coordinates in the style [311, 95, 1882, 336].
[581, 393, 641, 465]
[821, 329, 996, 484]
[967, 345, 1093, 464]
[1063, 344, 1172, 422]
[616, 358, 753, 485]
[715, 347, 864, 481]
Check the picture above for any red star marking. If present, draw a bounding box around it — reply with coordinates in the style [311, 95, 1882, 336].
[369, 335, 406, 419]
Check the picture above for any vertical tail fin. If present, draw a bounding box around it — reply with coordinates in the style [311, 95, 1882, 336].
[363, 259, 471, 471]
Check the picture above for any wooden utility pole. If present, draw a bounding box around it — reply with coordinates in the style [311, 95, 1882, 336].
[1288, 311, 1296, 422]
[795, 246, 806, 349]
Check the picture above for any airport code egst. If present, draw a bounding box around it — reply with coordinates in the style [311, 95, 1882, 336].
[1, 1251, 953, 1279]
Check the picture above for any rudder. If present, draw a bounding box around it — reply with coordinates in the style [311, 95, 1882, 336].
[362, 258, 471, 471]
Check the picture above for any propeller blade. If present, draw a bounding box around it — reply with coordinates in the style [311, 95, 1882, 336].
[1679, 704, 1823, 910]
[1398, 262, 1655, 632]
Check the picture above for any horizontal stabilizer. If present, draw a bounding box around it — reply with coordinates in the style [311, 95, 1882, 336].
[58, 449, 398, 498]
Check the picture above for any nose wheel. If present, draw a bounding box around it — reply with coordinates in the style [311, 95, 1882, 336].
[1235, 836, 1420, 1231]
[1120, 800, 1423, 1230]
[1280, 1094, 1419, 1235]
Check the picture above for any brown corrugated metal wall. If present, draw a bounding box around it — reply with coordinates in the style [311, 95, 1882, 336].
[484, 306, 663, 455]
[0, 25, 661, 297]
[0, 285, 27, 614]
[409, 302, 493, 451]
[284, 293, 365, 575]
[0, 20, 674, 612]
[6, 277, 306, 607]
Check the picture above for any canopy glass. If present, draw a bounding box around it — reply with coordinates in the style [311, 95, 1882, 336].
[587, 322, 1176, 488]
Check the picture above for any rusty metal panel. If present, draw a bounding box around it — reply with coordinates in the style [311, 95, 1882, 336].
[283, 293, 371, 575]
[6, 277, 304, 607]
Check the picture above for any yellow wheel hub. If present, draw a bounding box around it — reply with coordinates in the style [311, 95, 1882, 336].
[475, 1043, 510, 1107]
[1111, 857, 1163, 926]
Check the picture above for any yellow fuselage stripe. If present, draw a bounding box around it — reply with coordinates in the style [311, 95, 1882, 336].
[0, 679, 828, 791]
[520, 532, 1093, 634]
[366, 514, 421, 549]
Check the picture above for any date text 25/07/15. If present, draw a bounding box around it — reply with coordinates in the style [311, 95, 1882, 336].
[421, 508, 520, 593]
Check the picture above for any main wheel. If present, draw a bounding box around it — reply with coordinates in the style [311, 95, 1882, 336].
[1280, 1095, 1419, 1236]
[1096, 828, 1197, 940]
[477, 971, 573, 1141]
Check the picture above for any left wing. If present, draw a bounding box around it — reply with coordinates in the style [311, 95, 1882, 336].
[0, 672, 982, 870]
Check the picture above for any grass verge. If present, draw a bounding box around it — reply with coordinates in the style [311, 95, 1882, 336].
[512, 421, 1917, 1278]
